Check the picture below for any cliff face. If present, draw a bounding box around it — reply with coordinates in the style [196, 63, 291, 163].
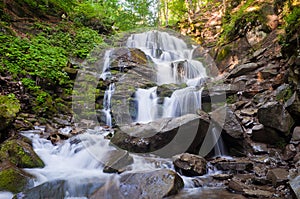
[178, 0, 300, 90]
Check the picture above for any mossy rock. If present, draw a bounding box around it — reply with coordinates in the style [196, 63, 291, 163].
[0, 161, 33, 193]
[0, 94, 20, 131]
[0, 138, 44, 168]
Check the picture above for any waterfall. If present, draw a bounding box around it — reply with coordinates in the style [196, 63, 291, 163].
[134, 87, 158, 123]
[102, 83, 115, 127]
[211, 127, 227, 157]
[100, 50, 112, 80]
[127, 31, 207, 123]
[127, 31, 206, 85]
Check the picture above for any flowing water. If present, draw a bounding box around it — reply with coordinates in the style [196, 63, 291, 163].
[1, 31, 228, 199]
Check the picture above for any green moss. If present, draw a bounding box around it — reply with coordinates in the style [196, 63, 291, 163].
[276, 87, 293, 102]
[0, 168, 30, 193]
[226, 94, 238, 104]
[0, 94, 20, 130]
[0, 139, 44, 168]
[216, 46, 232, 62]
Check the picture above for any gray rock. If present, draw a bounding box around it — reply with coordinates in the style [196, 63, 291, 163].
[266, 168, 289, 187]
[210, 106, 244, 139]
[227, 63, 260, 79]
[290, 175, 300, 199]
[119, 169, 183, 198]
[102, 150, 133, 173]
[258, 102, 294, 135]
[172, 153, 207, 176]
[292, 126, 300, 141]
[19, 179, 105, 199]
[111, 113, 210, 157]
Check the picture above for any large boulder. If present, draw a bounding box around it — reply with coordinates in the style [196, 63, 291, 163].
[172, 153, 207, 176]
[0, 161, 33, 193]
[258, 102, 294, 135]
[0, 136, 44, 168]
[91, 169, 184, 199]
[111, 113, 210, 157]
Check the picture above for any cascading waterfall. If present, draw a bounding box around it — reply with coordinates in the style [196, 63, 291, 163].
[127, 31, 207, 123]
[0, 31, 230, 199]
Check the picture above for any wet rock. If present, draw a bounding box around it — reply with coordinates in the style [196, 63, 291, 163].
[47, 132, 70, 145]
[110, 48, 148, 70]
[118, 169, 184, 198]
[212, 173, 233, 180]
[212, 158, 253, 173]
[292, 126, 300, 141]
[282, 144, 297, 161]
[157, 83, 187, 98]
[106, 47, 157, 125]
[45, 124, 57, 134]
[289, 175, 300, 199]
[111, 113, 210, 157]
[266, 168, 289, 187]
[172, 153, 207, 176]
[250, 142, 268, 154]
[258, 102, 294, 135]
[0, 161, 33, 193]
[227, 63, 260, 79]
[103, 150, 133, 173]
[0, 137, 44, 168]
[19, 179, 105, 199]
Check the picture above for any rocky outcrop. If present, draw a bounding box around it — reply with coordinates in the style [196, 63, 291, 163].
[111, 113, 210, 157]
[173, 153, 207, 176]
